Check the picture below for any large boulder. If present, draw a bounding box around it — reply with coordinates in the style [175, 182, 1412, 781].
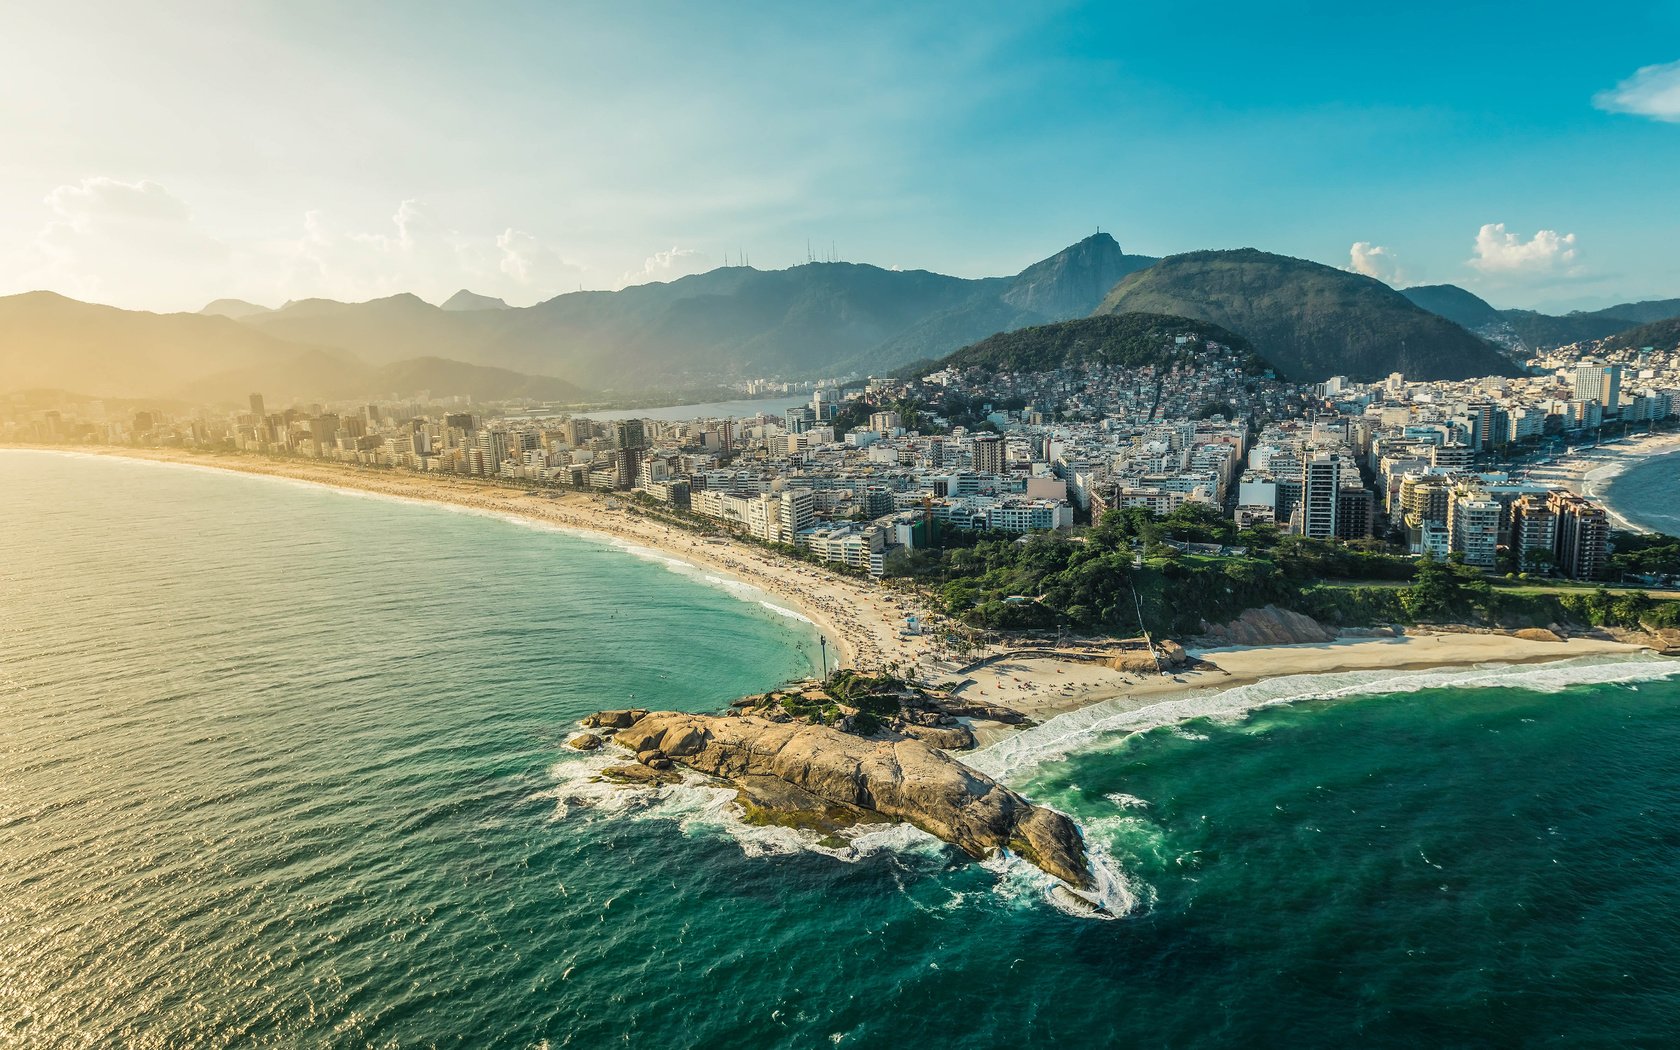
[582, 709, 648, 729]
[1196, 605, 1337, 647]
[613, 712, 1091, 888]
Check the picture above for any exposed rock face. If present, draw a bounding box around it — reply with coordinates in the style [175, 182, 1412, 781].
[897, 722, 978, 750]
[582, 709, 647, 729]
[568, 733, 604, 751]
[610, 712, 1091, 888]
[1197, 605, 1337, 648]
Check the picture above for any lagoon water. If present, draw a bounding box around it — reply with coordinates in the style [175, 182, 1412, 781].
[5, 450, 1680, 1048]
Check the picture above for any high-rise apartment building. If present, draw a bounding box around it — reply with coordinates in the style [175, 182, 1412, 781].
[477, 430, 509, 475]
[1448, 494, 1501, 568]
[1510, 493, 1557, 571]
[1300, 453, 1342, 539]
[972, 434, 1005, 477]
[1574, 363, 1623, 413]
[613, 419, 648, 488]
[1550, 492, 1610, 580]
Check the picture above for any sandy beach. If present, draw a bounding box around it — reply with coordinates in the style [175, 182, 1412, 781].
[1517, 428, 1680, 532]
[15, 446, 1670, 741]
[954, 631, 1653, 744]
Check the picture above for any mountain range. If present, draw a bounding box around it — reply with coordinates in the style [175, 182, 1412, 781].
[214, 233, 1156, 388]
[4, 232, 1678, 406]
[0, 291, 588, 405]
[1399, 284, 1680, 353]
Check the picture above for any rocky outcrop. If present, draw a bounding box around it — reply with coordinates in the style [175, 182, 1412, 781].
[568, 733, 604, 751]
[606, 711, 1092, 888]
[582, 709, 647, 729]
[1196, 605, 1338, 647]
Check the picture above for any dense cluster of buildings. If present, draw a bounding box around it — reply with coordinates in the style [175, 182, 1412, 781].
[7, 325, 1674, 583]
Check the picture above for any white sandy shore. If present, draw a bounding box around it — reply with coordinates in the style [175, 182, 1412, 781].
[956, 631, 1654, 745]
[13, 446, 1668, 741]
[1517, 429, 1680, 532]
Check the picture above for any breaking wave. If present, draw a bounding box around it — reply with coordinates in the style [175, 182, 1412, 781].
[968, 654, 1680, 784]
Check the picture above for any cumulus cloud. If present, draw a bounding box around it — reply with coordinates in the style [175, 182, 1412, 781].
[5, 177, 588, 309]
[619, 245, 710, 288]
[1468, 223, 1579, 275]
[496, 227, 584, 289]
[1347, 242, 1402, 284]
[18, 177, 231, 306]
[281, 200, 583, 304]
[1594, 59, 1680, 122]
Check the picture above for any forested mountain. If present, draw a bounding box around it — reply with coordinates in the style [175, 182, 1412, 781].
[1604, 316, 1680, 352]
[1400, 284, 1680, 352]
[1399, 284, 1504, 330]
[1096, 249, 1521, 381]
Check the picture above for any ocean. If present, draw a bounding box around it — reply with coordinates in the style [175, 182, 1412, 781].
[1598, 447, 1680, 535]
[5, 449, 1680, 1048]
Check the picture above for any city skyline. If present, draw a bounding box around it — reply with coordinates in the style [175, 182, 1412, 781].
[1, 1, 1677, 313]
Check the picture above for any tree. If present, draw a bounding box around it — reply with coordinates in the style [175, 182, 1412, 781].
[1400, 551, 1491, 622]
[1521, 546, 1557, 575]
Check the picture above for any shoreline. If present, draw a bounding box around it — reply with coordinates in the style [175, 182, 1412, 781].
[5, 446, 928, 672]
[1518, 429, 1680, 533]
[7, 445, 1670, 744]
[957, 631, 1659, 746]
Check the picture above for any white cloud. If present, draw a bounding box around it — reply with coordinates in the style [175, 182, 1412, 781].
[6, 178, 588, 309]
[279, 200, 584, 305]
[1594, 59, 1680, 122]
[496, 228, 583, 290]
[1468, 223, 1578, 275]
[18, 177, 230, 306]
[1347, 241, 1402, 284]
[619, 245, 711, 288]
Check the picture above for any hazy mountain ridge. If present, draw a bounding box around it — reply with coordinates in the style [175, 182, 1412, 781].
[180, 352, 585, 405]
[1096, 250, 1522, 381]
[0, 292, 309, 396]
[219, 234, 1157, 386]
[0, 291, 586, 405]
[441, 290, 511, 311]
[199, 298, 275, 320]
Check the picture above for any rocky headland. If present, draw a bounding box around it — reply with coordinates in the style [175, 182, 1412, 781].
[575, 692, 1093, 891]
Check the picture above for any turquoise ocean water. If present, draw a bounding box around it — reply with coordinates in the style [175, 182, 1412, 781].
[5, 450, 1680, 1048]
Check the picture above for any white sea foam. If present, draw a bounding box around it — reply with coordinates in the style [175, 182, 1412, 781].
[968, 654, 1680, 785]
[539, 746, 949, 865]
[538, 742, 1135, 917]
[979, 832, 1143, 920]
[1104, 792, 1150, 810]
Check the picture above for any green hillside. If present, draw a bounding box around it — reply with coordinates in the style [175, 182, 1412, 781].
[927, 313, 1266, 374]
[1605, 316, 1680, 352]
[1095, 249, 1521, 381]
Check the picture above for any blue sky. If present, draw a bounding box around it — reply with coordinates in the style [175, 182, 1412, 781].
[1, 0, 1676, 311]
